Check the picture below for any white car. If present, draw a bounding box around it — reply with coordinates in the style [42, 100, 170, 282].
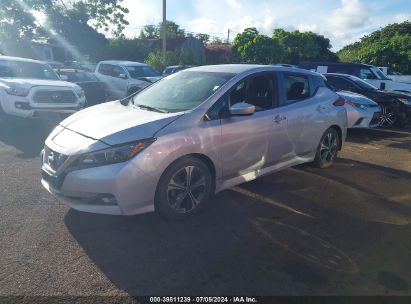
[300, 62, 411, 93]
[0, 56, 85, 121]
[95, 60, 162, 99]
[337, 91, 380, 128]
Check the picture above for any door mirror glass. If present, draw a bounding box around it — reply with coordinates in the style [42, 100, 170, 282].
[229, 102, 255, 116]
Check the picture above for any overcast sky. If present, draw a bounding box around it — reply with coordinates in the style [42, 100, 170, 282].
[121, 0, 411, 50]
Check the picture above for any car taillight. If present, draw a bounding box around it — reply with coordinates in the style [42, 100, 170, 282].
[333, 97, 345, 106]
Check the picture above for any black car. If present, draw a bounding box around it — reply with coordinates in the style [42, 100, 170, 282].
[325, 73, 411, 127]
[58, 69, 108, 107]
[162, 65, 195, 77]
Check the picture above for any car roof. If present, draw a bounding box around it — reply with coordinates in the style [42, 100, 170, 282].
[187, 64, 320, 76]
[0, 55, 45, 64]
[98, 60, 148, 66]
[324, 73, 362, 81]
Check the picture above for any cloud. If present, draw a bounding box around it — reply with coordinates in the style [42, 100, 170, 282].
[188, 18, 219, 34]
[394, 13, 411, 23]
[327, 0, 370, 30]
[297, 24, 318, 32]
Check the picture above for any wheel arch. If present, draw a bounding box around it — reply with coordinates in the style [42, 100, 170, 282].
[329, 124, 343, 150]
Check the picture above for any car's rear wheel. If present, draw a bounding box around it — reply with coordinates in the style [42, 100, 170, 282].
[378, 104, 397, 128]
[155, 156, 213, 220]
[313, 128, 340, 169]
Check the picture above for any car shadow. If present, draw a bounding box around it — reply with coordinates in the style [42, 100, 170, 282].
[65, 158, 411, 296]
[346, 127, 411, 145]
[0, 115, 60, 158]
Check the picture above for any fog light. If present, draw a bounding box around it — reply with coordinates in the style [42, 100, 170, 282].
[15, 102, 31, 110]
[88, 194, 117, 206]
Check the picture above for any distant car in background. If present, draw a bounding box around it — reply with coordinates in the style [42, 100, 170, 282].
[95, 60, 162, 99]
[379, 67, 411, 84]
[299, 62, 411, 93]
[325, 73, 411, 127]
[0, 56, 85, 123]
[162, 65, 195, 76]
[58, 69, 109, 107]
[336, 90, 380, 129]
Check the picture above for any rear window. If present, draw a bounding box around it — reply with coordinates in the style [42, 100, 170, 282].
[284, 74, 310, 103]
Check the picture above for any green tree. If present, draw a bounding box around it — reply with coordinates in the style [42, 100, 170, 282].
[338, 22, 411, 74]
[195, 33, 210, 45]
[233, 28, 283, 64]
[272, 29, 337, 64]
[139, 20, 186, 39]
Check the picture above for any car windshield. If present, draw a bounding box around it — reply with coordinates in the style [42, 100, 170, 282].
[132, 71, 235, 112]
[126, 65, 160, 78]
[60, 71, 98, 82]
[371, 67, 390, 80]
[349, 76, 379, 91]
[0, 60, 59, 80]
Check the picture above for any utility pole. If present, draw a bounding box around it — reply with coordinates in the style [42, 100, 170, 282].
[162, 0, 166, 61]
[227, 29, 230, 44]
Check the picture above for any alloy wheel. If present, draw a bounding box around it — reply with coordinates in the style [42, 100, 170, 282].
[378, 105, 397, 128]
[167, 165, 207, 213]
[320, 132, 339, 163]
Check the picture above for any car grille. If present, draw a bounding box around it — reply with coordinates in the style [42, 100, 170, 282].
[33, 90, 77, 103]
[43, 146, 68, 173]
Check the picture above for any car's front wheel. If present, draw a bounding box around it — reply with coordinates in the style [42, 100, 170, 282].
[378, 104, 397, 128]
[313, 128, 340, 169]
[155, 156, 213, 220]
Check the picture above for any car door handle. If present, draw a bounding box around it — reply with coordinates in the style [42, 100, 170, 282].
[273, 115, 287, 123]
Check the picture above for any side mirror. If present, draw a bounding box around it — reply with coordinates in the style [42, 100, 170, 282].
[119, 73, 127, 79]
[229, 102, 255, 116]
[60, 75, 68, 81]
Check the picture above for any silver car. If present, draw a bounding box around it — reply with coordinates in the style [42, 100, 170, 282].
[41, 65, 347, 219]
[337, 90, 380, 128]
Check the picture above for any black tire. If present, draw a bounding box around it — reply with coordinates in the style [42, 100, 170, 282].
[155, 156, 213, 220]
[313, 128, 340, 169]
[378, 104, 398, 128]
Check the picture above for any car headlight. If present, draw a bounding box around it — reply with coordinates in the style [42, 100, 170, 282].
[75, 89, 85, 99]
[346, 100, 369, 110]
[73, 139, 156, 168]
[5, 86, 29, 97]
[398, 97, 411, 106]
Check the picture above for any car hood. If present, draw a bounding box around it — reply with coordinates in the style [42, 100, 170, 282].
[338, 90, 378, 105]
[0, 78, 80, 90]
[60, 100, 183, 145]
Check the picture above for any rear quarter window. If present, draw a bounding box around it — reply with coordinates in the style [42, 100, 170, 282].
[284, 74, 310, 103]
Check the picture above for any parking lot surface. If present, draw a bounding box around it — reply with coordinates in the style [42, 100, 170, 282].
[1, 121, 411, 296]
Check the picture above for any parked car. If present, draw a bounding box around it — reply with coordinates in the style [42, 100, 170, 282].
[95, 60, 162, 99]
[379, 67, 411, 84]
[335, 90, 380, 128]
[0, 56, 85, 122]
[41, 64, 347, 219]
[162, 65, 195, 76]
[299, 62, 411, 93]
[325, 73, 411, 127]
[57, 69, 108, 107]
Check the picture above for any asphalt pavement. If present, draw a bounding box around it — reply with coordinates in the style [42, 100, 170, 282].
[0, 120, 411, 297]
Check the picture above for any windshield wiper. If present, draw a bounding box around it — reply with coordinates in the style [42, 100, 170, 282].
[134, 104, 169, 113]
